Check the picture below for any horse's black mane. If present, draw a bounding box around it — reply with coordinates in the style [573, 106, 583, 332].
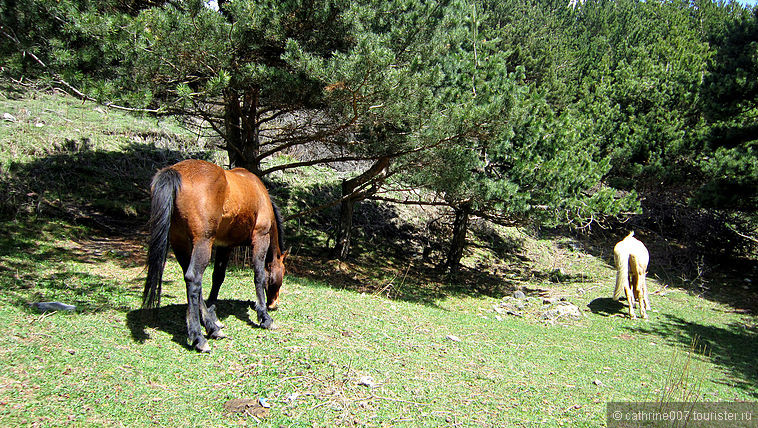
[271, 201, 285, 251]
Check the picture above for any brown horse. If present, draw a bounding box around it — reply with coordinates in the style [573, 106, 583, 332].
[142, 159, 288, 352]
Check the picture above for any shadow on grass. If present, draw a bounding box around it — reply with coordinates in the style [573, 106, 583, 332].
[284, 251, 561, 309]
[624, 313, 758, 398]
[1, 141, 211, 229]
[126, 299, 265, 349]
[0, 222, 142, 312]
[587, 297, 626, 317]
[0, 141, 213, 311]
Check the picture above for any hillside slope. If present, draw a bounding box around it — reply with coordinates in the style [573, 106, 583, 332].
[1, 83, 756, 427]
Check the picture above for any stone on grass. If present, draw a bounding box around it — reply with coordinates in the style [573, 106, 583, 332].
[541, 301, 583, 321]
[30, 302, 76, 312]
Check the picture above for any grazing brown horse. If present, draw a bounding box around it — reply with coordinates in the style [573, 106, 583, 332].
[613, 231, 650, 319]
[142, 159, 288, 352]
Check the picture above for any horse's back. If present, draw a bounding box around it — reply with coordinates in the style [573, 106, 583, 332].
[614, 234, 649, 272]
[168, 160, 228, 241]
[165, 159, 274, 247]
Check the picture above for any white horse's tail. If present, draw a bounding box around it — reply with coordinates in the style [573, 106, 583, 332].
[613, 251, 628, 301]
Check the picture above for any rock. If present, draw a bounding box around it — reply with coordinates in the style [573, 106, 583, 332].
[30, 302, 76, 312]
[3, 112, 17, 122]
[500, 297, 526, 310]
[593, 379, 605, 387]
[513, 290, 526, 299]
[358, 376, 377, 388]
[446, 334, 461, 342]
[495, 297, 527, 316]
[541, 301, 583, 321]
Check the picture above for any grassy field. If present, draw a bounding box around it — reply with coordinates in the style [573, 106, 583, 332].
[1, 84, 756, 427]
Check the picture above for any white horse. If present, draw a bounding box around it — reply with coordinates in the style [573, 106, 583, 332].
[613, 232, 650, 319]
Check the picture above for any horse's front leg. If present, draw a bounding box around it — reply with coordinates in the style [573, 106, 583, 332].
[204, 246, 231, 332]
[207, 246, 231, 307]
[252, 236, 273, 329]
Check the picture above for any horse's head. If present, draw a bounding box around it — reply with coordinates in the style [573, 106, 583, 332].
[266, 249, 289, 310]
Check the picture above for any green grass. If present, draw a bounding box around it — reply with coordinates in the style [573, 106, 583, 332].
[1, 82, 756, 427]
[0, 82, 196, 170]
[1, 218, 756, 427]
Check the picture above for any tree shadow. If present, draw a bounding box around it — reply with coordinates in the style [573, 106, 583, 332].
[263, 177, 603, 307]
[125, 299, 265, 349]
[624, 313, 758, 398]
[1, 140, 212, 230]
[0, 221, 143, 312]
[0, 141, 213, 311]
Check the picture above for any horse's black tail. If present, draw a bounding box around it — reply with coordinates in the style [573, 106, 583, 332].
[143, 167, 182, 309]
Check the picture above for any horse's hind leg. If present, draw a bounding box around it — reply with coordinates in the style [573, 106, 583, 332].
[200, 298, 226, 339]
[625, 264, 637, 319]
[183, 240, 215, 352]
[637, 264, 650, 319]
[251, 235, 273, 329]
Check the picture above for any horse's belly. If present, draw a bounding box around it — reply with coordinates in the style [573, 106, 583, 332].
[215, 215, 254, 247]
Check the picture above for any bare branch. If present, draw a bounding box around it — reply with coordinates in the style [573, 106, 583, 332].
[284, 175, 384, 222]
[368, 195, 451, 207]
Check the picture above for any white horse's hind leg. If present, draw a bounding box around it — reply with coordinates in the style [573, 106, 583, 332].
[625, 268, 637, 319]
[639, 264, 650, 318]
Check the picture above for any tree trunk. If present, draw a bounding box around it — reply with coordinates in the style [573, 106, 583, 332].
[445, 202, 471, 273]
[335, 187, 356, 260]
[223, 87, 262, 175]
[334, 157, 391, 260]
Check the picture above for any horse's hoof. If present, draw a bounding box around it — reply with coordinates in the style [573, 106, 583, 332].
[267, 302, 279, 311]
[211, 330, 227, 339]
[195, 341, 211, 353]
[215, 320, 226, 330]
[259, 317, 273, 329]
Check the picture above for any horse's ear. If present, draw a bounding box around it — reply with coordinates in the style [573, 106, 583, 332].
[282, 248, 291, 261]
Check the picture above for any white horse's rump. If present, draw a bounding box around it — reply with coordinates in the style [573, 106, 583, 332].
[613, 232, 650, 319]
